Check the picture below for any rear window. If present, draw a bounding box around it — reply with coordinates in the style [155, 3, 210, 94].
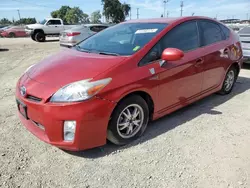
[220, 24, 230, 39]
[238, 27, 250, 34]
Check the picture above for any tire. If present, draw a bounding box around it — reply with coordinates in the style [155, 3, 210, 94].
[35, 32, 45, 42]
[107, 95, 149, 145]
[31, 34, 36, 41]
[9, 32, 16, 38]
[218, 66, 237, 95]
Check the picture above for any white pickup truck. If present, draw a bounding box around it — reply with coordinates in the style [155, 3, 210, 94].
[25, 18, 78, 42]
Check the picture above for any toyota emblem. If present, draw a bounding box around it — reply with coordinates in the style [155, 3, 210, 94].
[20, 86, 27, 97]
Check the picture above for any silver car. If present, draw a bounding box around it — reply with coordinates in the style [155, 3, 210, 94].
[238, 26, 250, 63]
[59, 24, 109, 47]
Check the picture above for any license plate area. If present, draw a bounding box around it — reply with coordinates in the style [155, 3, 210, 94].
[16, 99, 29, 120]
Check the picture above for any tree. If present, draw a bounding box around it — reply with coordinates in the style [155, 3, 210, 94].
[51, 6, 71, 23]
[102, 0, 131, 23]
[0, 18, 12, 25]
[14, 18, 36, 25]
[91, 11, 102, 23]
[51, 6, 89, 24]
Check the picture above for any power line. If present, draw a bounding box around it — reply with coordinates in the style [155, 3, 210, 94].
[11, 0, 52, 8]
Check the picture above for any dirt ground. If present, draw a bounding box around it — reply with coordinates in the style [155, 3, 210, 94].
[0, 38, 250, 188]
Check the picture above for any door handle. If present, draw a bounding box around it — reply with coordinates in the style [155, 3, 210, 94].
[195, 58, 204, 67]
[55, 26, 58, 27]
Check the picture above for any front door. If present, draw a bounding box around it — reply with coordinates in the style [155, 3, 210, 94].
[139, 21, 203, 113]
[157, 21, 203, 112]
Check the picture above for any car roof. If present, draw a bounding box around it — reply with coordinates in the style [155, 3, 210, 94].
[125, 16, 216, 24]
[84, 24, 109, 27]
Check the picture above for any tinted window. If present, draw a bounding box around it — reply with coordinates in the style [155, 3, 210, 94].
[199, 21, 224, 46]
[77, 23, 168, 56]
[161, 21, 199, 52]
[47, 20, 61, 25]
[220, 24, 230, 39]
[140, 21, 199, 65]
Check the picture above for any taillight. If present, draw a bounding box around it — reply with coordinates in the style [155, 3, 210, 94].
[66, 32, 81, 37]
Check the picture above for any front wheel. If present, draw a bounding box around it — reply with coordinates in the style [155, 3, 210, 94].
[35, 32, 45, 42]
[219, 66, 237, 95]
[107, 95, 149, 145]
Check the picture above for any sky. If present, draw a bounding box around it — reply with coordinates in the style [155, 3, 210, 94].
[0, 0, 250, 22]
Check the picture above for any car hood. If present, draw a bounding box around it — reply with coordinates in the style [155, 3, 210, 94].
[27, 48, 126, 88]
[26, 23, 43, 29]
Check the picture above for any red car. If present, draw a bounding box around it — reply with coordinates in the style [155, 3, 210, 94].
[16, 17, 243, 151]
[1, 26, 27, 38]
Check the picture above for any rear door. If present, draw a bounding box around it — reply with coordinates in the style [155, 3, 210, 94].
[198, 20, 229, 91]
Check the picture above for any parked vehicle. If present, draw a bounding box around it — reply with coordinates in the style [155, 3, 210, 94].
[0, 26, 27, 38]
[0, 26, 11, 37]
[60, 24, 109, 47]
[238, 26, 250, 63]
[16, 17, 243, 151]
[25, 18, 78, 42]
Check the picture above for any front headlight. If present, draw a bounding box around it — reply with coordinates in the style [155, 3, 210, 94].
[50, 78, 112, 102]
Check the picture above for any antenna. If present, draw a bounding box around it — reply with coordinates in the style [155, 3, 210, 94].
[180, 1, 184, 17]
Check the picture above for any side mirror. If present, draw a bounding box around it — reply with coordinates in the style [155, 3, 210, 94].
[161, 48, 184, 61]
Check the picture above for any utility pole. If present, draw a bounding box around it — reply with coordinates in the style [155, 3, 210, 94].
[17, 9, 21, 20]
[167, 11, 169, 18]
[180, 1, 184, 17]
[130, 7, 132, 20]
[137, 8, 139, 19]
[163, 0, 169, 18]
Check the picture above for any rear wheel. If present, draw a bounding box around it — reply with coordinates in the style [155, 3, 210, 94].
[107, 95, 149, 145]
[219, 66, 237, 95]
[35, 32, 45, 42]
[9, 32, 16, 38]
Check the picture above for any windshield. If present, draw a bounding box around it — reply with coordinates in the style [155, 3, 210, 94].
[40, 19, 47, 25]
[77, 23, 168, 56]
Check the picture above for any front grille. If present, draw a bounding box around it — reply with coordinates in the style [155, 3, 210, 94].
[26, 95, 42, 102]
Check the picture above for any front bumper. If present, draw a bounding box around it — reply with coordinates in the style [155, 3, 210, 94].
[25, 29, 33, 36]
[15, 78, 116, 151]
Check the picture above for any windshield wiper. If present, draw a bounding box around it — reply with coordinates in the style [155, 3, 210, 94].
[75, 45, 90, 53]
[98, 52, 119, 56]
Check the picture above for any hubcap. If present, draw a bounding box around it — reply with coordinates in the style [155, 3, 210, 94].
[117, 104, 144, 139]
[224, 70, 235, 91]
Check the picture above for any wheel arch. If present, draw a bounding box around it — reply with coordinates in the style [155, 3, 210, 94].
[110, 90, 155, 121]
[33, 29, 44, 35]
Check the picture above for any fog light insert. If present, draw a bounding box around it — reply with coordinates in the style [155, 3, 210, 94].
[64, 121, 76, 142]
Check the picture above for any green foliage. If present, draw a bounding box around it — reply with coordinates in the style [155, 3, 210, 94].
[0, 18, 12, 25]
[14, 18, 37, 25]
[0, 17, 36, 25]
[51, 6, 90, 24]
[102, 0, 131, 23]
[91, 11, 102, 23]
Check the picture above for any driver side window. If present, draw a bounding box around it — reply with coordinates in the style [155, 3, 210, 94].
[139, 21, 199, 66]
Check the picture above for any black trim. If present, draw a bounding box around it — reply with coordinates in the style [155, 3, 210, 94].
[16, 99, 29, 120]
